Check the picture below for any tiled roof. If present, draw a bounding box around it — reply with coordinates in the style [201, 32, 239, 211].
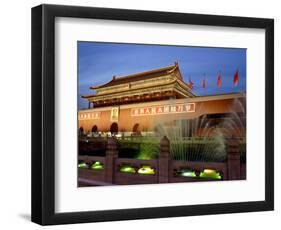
[90, 63, 180, 89]
[82, 79, 178, 99]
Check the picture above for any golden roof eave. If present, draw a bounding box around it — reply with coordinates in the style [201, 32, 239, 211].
[82, 79, 180, 99]
[89, 64, 179, 90]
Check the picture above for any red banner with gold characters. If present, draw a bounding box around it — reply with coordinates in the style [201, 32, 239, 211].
[131, 103, 195, 116]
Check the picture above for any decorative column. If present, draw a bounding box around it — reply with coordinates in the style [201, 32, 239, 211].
[105, 137, 118, 184]
[227, 137, 241, 180]
[158, 136, 171, 183]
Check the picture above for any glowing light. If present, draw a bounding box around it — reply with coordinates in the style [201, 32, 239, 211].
[91, 161, 104, 170]
[78, 162, 88, 169]
[177, 169, 196, 177]
[138, 165, 155, 175]
[199, 169, 222, 180]
[120, 165, 136, 173]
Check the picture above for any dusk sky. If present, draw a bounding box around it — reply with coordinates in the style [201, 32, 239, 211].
[78, 42, 246, 109]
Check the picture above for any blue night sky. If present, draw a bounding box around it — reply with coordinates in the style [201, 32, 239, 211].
[78, 41, 246, 109]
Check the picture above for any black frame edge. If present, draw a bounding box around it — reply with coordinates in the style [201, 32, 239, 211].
[31, 5, 43, 225]
[42, 3, 273, 28]
[265, 19, 274, 210]
[31, 4, 274, 225]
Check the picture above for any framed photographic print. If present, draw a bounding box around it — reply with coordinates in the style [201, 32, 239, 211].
[31, 4, 274, 225]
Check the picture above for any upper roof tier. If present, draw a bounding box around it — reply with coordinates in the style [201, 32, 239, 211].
[90, 62, 182, 90]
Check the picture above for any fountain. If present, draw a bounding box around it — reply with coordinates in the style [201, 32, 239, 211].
[154, 95, 246, 162]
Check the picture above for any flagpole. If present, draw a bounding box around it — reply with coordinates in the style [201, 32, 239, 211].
[204, 82, 206, 96]
[203, 73, 205, 96]
[235, 68, 239, 94]
[219, 71, 220, 95]
[217, 72, 222, 95]
[202, 73, 206, 96]
[236, 68, 240, 93]
[235, 68, 238, 94]
[205, 74, 206, 96]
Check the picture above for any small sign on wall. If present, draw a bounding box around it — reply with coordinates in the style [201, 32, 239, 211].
[78, 111, 101, 120]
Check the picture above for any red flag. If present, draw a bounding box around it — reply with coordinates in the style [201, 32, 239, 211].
[202, 78, 206, 88]
[217, 73, 221, 88]
[188, 77, 194, 90]
[233, 70, 239, 86]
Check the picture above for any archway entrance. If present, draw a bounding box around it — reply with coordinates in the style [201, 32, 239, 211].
[110, 122, 118, 134]
[92, 125, 98, 133]
[132, 123, 139, 132]
[132, 123, 141, 136]
[79, 127, 84, 136]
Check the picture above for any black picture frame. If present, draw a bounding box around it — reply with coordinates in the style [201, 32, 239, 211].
[31, 4, 274, 225]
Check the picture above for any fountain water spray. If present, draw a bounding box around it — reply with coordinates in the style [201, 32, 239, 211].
[155, 95, 246, 162]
